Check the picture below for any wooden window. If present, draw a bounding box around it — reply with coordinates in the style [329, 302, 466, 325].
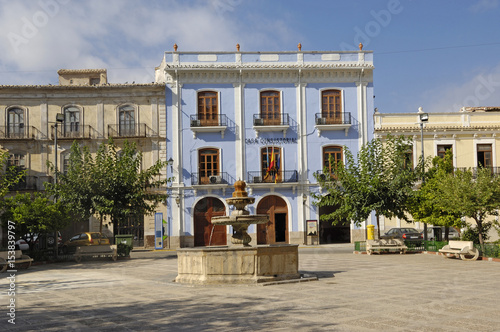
[477, 144, 492, 168]
[261, 147, 282, 183]
[197, 91, 218, 126]
[119, 105, 135, 136]
[260, 90, 281, 125]
[437, 145, 452, 159]
[323, 146, 343, 178]
[321, 90, 342, 124]
[199, 148, 219, 184]
[404, 147, 413, 170]
[7, 108, 24, 138]
[64, 106, 80, 135]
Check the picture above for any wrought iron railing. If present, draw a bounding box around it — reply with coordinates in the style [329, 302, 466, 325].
[189, 114, 228, 127]
[51, 124, 99, 139]
[247, 170, 298, 183]
[456, 167, 500, 177]
[253, 113, 290, 126]
[107, 123, 157, 138]
[315, 112, 351, 125]
[191, 172, 233, 185]
[0, 125, 42, 139]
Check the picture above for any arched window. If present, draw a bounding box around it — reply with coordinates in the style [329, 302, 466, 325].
[197, 91, 218, 126]
[261, 147, 282, 183]
[63, 106, 80, 136]
[321, 90, 342, 124]
[119, 105, 135, 136]
[323, 146, 343, 178]
[260, 90, 281, 125]
[199, 148, 219, 184]
[7, 108, 24, 138]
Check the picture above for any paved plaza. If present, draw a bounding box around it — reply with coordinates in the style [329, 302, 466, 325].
[2, 245, 500, 331]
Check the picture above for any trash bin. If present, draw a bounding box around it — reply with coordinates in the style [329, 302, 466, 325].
[115, 234, 133, 256]
[367, 225, 375, 240]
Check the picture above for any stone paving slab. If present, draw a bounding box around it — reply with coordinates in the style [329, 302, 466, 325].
[1, 247, 500, 331]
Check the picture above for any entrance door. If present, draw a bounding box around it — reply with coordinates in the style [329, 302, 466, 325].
[194, 197, 226, 246]
[318, 202, 350, 244]
[257, 195, 288, 244]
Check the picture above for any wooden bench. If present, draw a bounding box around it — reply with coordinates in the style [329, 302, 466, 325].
[438, 240, 479, 261]
[74, 245, 117, 263]
[366, 238, 407, 255]
[0, 250, 33, 273]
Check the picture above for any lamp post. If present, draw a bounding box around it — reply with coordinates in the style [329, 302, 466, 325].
[53, 113, 64, 258]
[418, 107, 428, 243]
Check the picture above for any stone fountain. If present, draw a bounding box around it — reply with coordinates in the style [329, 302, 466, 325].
[175, 180, 300, 284]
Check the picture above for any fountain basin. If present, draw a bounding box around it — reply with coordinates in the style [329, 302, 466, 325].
[175, 244, 300, 284]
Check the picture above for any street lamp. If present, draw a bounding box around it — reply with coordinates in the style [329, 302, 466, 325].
[418, 107, 428, 242]
[53, 113, 64, 258]
[54, 113, 64, 184]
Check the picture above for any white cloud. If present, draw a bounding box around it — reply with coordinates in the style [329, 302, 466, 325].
[469, 0, 499, 13]
[422, 62, 500, 113]
[0, 0, 298, 85]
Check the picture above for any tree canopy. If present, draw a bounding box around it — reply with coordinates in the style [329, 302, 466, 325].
[313, 135, 420, 238]
[46, 139, 171, 233]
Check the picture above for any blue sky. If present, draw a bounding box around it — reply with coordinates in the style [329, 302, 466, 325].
[1, 0, 500, 114]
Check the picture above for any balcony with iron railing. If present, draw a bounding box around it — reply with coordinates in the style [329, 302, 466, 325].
[314, 112, 352, 136]
[247, 170, 298, 184]
[189, 114, 228, 139]
[0, 125, 43, 140]
[253, 113, 290, 138]
[191, 171, 233, 186]
[51, 124, 99, 140]
[455, 167, 500, 177]
[8, 175, 38, 191]
[107, 124, 158, 138]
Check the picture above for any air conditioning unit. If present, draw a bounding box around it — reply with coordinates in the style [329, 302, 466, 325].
[316, 117, 326, 125]
[253, 176, 262, 183]
[254, 118, 264, 126]
[209, 175, 222, 184]
[191, 120, 201, 127]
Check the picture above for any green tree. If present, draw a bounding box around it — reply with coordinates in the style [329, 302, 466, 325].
[46, 139, 171, 234]
[435, 167, 500, 250]
[0, 150, 26, 198]
[0, 192, 71, 250]
[407, 150, 462, 240]
[313, 135, 419, 238]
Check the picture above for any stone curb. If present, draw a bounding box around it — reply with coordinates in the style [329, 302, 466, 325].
[354, 250, 500, 262]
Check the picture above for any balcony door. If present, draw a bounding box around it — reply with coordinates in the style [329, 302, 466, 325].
[119, 105, 135, 136]
[323, 146, 342, 178]
[199, 148, 219, 184]
[260, 90, 281, 125]
[64, 106, 80, 137]
[8, 108, 24, 138]
[477, 144, 492, 168]
[198, 91, 218, 126]
[261, 147, 281, 183]
[322, 90, 342, 124]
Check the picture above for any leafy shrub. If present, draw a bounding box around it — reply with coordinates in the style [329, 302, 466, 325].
[462, 222, 492, 244]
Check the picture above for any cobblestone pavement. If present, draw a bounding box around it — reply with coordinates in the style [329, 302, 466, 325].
[2, 246, 500, 331]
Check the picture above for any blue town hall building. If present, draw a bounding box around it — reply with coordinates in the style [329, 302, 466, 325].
[155, 45, 374, 248]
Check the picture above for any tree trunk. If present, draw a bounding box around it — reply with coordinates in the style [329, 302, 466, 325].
[376, 213, 380, 239]
[99, 215, 103, 235]
[476, 219, 485, 254]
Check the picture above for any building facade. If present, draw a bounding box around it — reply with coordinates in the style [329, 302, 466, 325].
[156, 46, 375, 247]
[374, 107, 500, 241]
[0, 69, 167, 248]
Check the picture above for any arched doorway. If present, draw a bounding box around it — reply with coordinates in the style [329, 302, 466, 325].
[256, 195, 288, 244]
[194, 197, 227, 246]
[318, 201, 350, 244]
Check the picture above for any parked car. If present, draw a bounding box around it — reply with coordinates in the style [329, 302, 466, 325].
[61, 232, 110, 254]
[380, 228, 423, 244]
[15, 239, 29, 251]
[21, 232, 63, 250]
[424, 226, 460, 241]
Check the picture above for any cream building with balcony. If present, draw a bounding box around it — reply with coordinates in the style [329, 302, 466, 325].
[373, 107, 500, 241]
[0, 69, 167, 248]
